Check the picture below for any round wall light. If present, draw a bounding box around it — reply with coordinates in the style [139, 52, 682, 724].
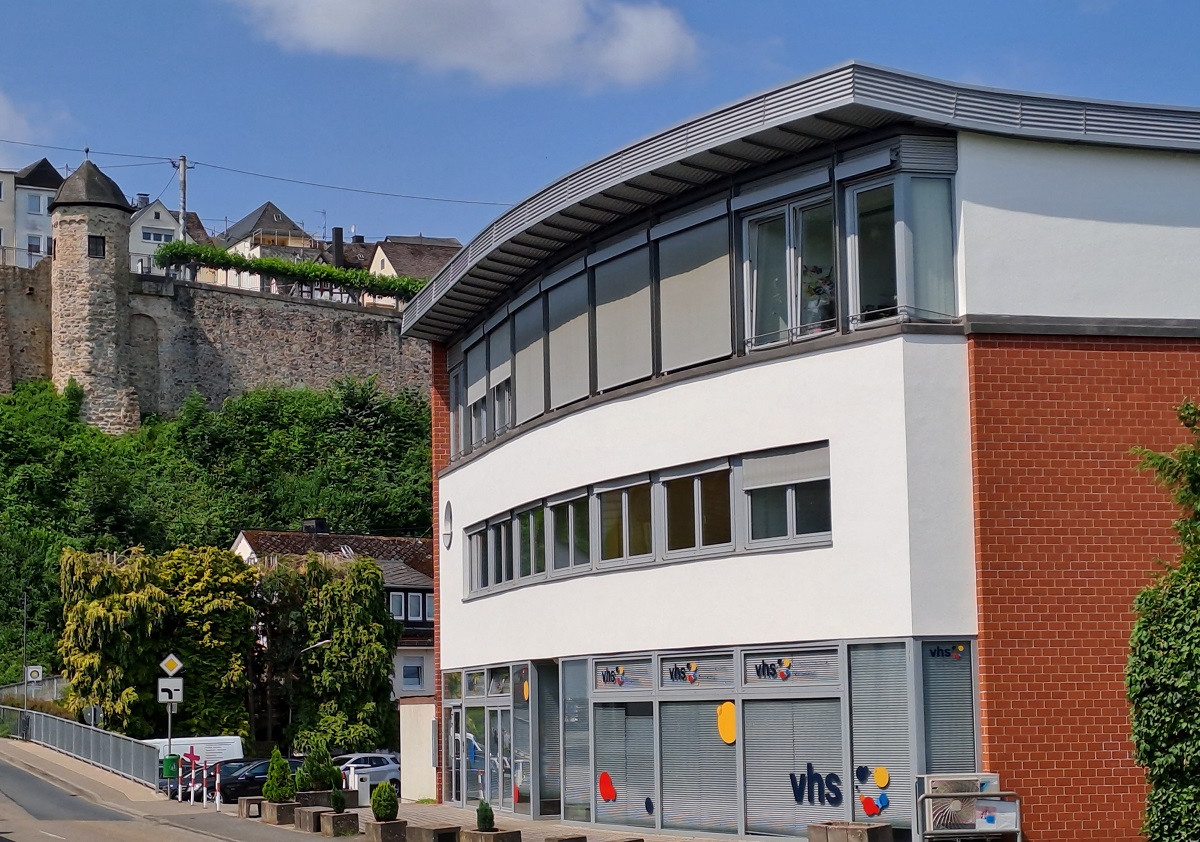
[441, 501, 453, 549]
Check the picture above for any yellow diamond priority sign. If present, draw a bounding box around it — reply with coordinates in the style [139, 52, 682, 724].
[160, 654, 183, 677]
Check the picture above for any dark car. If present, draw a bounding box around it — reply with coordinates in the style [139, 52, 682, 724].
[206, 757, 301, 802]
[161, 757, 254, 800]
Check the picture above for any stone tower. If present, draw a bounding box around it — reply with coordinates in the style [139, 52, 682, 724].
[50, 160, 139, 432]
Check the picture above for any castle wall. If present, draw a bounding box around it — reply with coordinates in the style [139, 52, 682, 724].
[129, 277, 429, 411]
[0, 259, 52, 391]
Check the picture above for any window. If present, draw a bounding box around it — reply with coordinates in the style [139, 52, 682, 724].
[598, 482, 652, 562]
[402, 657, 424, 690]
[550, 496, 589, 570]
[26, 194, 40, 214]
[746, 199, 836, 348]
[488, 321, 512, 436]
[407, 592, 423, 621]
[87, 235, 105, 259]
[514, 507, 547, 578]
[449, 366, 466, 457]
[546, 273, 589, 408]
[469, 529, 490, 591]
[390, 592, 405, 619]
[658, 218, 731, 372]
[513, 299, 545, 425]
[665, 469, 732, 552]
[142, 231, 153, 241]
[425, 592, 434, 621]
[465, 341, 487, 447]
[26, 235, 40, 255]
[594, 247, 651, 391]
[850, 183, 897, 322]
[743, 446, 832, 543]
[490, 520, 514, 585]
[910, 177, 955, 318]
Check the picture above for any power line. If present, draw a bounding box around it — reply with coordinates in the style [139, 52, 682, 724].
[153, 168, 178, 204]
[191, 160, 512, 207]
[0, 137, 172, 162]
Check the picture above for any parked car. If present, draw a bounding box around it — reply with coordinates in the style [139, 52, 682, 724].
[333, 753, 401, 794]
[204, 757, 300, 801]
[160, 758, 250, 799]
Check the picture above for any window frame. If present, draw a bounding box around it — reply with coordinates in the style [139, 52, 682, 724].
[401, 656, 424, 691]
[661, 465, 735, 561]
[547, 491, 592, 577]
[595, 478, 654, 567]
[25, 235, 41, 255]
[845, 173, 957, 329]
[407, 592, 424, 621]
[513, 504, 549, 583]
[742, 191, 837, 350]
[425, 592, 434, 622]
[740, 475, 833, 551]
[390, 592, 406, 620]
[26, 194, 41, 215]
[87, 235, 105, 259]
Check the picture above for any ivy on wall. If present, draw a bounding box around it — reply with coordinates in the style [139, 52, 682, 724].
[1128, 399, 1200, 841]
[153, 241, 429, 300]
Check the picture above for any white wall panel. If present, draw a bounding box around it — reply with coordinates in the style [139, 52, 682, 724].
[957, 132, 1200, 319]
[438, 335, 975, 669]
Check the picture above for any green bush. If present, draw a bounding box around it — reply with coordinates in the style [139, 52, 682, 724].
[476, 800, 495, 832]
[294, 767, 312, 793]
[371, 778, 398, 822]
[261, 747, 295, 804]
[330, 786, 345, 814]
[298, 741, 341, 791]
[1129, 399, 1200, 840]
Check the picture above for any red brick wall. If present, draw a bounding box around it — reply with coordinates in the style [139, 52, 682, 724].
[430, 341, 450, 802]
[969, 334, 1200, 840]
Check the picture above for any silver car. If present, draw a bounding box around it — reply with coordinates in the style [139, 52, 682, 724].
[334, 752, 401, 794]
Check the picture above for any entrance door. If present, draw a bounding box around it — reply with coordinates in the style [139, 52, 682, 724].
[487, 708, 512, 810]
[444, 708, 462, 804]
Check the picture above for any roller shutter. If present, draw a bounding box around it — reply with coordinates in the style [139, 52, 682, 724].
[547, 274, 589, 408]
[922, 642, 977, 773]
[849, 643, 913, 827]
[561, 660, 591, 821]
[513, 300, 545, 424]
[660, 702, 737, 833]
[658, 219, 732, 372]
[594, 247, 651, 391]
[744, 698, 844, 836]
[593, 702, 655, 828]
[536, 663, 561, 813]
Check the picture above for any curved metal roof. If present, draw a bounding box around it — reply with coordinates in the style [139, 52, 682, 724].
[403, 61, 1200, 342]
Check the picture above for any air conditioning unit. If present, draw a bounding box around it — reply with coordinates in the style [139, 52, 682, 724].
[917, 773, 1000, 833]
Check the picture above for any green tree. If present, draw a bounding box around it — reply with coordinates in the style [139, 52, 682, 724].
[1129, 399, 1200, 841]
[293, 556, 401, 751]
[262, 746, 295, 803]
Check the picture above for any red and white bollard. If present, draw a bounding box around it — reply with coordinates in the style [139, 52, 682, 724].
[215, 762, 222, 812]
[202, 761, 208, 806]
[177, 764, 183, 802]
[189, 761, 196, 805]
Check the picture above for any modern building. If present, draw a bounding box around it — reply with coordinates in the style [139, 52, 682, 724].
[401, 62, 1200, 840]
[0, 158, 64, 268]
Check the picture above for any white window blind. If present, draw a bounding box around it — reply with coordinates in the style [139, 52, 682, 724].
[594, 247, 652, 391]
[488, 319, 511, 384]
[466, 341, 487, 404]
[513, 300, 545, 424]
[547, 273, 590, 408]
[742, 444, 830, 490]
[658, 219, 731, 372]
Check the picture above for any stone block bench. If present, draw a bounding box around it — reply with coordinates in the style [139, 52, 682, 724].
[407, 825, 460, 842]
[320, 810, 360, 837]
[295, 805, 333, 832]
[237, 796, 263, 819]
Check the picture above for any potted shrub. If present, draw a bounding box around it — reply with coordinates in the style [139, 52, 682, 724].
[460, 801, 521, 842]
[320, 780, 359, 837]
[260, 747, 300, 826]
[364, 779, 406, 842]
[296, 743, 342, 808]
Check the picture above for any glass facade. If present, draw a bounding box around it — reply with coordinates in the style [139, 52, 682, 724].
[441, 639, 977, 837]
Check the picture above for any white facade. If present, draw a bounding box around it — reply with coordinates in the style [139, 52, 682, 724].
[13, 184, 55, 268]
[391, 647, 435, 699]
[439, 334, 975, 670]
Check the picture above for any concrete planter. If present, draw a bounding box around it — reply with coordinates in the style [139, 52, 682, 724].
[320, 810, 360, 837]
[365, 819, 408, 842]
[297, 789, 360, 809]
[407, 826, 460, 842]
[295, 805, 333, 832]
[460, 830, 521, 842]
[807, 821, 893, 842]
[261, 800, 299, 825]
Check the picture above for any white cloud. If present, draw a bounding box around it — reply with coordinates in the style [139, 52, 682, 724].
[229, 0, 698, 89]
[0, 88, 37, 169]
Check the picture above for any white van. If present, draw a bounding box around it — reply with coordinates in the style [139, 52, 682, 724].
[142, 735, 244, 765]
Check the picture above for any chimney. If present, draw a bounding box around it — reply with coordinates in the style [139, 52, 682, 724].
[331, 227, 344, 268]
[136, 193, 150, 209]
[351, 235, 365, 244]
[302, 517, 330, 534]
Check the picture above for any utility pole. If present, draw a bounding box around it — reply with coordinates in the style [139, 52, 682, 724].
[178, 155, 187, 243]
[21, 592, 28, 716]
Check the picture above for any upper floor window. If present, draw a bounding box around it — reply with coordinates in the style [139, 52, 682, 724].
[26, 235, 40, 255]
[87, 235, 105, 259]
[743, 445, 831, 544]
[746, 200, 836, 347]
[26, 194, 41, 215]
[598, 481, 652, 562]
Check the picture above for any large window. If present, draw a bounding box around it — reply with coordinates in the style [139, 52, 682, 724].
[466, 442, 830, 597]
[488, 321, 512, 436]
[594, 247, 652, 391]
[513, 299, 545, 425]
[402, 656, 424, 690]
[465, 341, 488, 448]
[658, 218, 731, 372]
[547, 273, 590, 408]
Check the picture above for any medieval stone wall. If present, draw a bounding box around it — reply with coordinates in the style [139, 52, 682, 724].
[0, 259, 52, 391]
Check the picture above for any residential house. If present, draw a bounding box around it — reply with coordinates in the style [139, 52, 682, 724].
[0, 158, 64, 267]
[313, 233, 462, 309]
[128, 194, 212, 274]
[201, 201, 325, 293]
[406, 62, 1200, 839]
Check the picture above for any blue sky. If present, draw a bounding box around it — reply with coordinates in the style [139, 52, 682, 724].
[3, 1, 1199, 247]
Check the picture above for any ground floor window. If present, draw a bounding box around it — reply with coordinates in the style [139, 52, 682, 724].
[660, 701, 738, 832]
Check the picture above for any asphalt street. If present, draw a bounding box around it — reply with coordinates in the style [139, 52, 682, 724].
[0, 757, 213, 842]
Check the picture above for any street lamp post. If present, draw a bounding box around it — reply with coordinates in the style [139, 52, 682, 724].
[288, 639, 332, 729]
[22, 593, 28, 719]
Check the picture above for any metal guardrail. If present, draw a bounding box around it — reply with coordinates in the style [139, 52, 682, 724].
[0, 675, 68, 703]
[0, 704, 159, 788]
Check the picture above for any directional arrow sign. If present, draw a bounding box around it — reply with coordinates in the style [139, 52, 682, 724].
[157, 677, 183, 704]
[160, 654, 183, 677]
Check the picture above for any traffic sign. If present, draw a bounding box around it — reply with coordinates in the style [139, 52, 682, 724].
[160, 654, 184, 676]
[157, 677, 184, 704]
[24, 665, 43, 683]
[83, 705, 104, 727]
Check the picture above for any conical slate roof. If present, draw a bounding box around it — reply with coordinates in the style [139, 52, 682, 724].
[49, 160, 132, 213]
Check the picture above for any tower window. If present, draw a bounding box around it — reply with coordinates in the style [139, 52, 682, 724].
[87, 235, 105, 259]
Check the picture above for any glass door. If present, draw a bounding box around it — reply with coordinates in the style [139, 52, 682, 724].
[466, 706, 485, 804]
[444, 708, 462, 804]
[486, 708, 513, 810]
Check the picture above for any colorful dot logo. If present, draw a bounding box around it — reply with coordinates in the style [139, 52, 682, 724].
[685, 662, 698, 683]
[777, 657, 792, 680]
[952, 645, 965, 660]
[855, 765, 891, 816]
[614, 666, 625, 686]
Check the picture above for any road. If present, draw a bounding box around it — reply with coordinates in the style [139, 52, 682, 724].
[0, 757, 212, 842]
